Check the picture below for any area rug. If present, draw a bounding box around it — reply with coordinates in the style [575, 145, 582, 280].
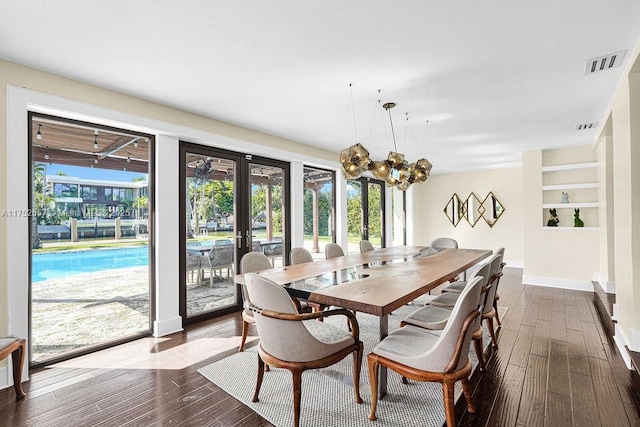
[199, 305, 503, 427]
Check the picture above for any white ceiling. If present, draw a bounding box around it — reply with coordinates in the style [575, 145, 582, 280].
[2, 1, 640, 174]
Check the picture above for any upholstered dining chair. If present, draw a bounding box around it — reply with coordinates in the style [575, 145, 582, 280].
[325, 242, 345, 259]
[245, 273, 363, 427]
[238, 252, 273, 352]
[429, 253, 504, 348]
[401, 261, 492, 371]
[359, 240, 375, 253]
[367, 275, 484, 426]
[430, 237, 458, 249]
[492, 247, 506, 325]
[290, 247, 314, 265]
[0, 336, 26, 400]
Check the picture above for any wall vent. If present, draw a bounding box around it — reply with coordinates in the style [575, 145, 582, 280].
[575, 122, 598, 131]
[584, 50, 626, 75]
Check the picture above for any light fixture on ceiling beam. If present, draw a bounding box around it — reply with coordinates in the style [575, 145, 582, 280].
[93, 130, 99, 149]
[36, 124, 43, 140]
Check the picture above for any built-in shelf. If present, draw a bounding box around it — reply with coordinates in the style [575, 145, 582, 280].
[543, 202, 599, 209]
[543, 226, 599, 230]
[542, 162, 598, 172]
[542, 183, 598, 191]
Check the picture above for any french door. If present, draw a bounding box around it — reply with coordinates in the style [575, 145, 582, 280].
[179, 143, 289, 323]
[346, 177, 386, 252]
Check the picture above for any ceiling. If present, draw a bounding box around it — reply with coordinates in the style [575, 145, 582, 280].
[2, 1, 640, 174]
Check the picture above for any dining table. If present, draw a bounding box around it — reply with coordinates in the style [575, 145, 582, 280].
[234, 245, 492, 398]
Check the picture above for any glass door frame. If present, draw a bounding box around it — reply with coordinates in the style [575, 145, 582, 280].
[178, 143, 291, 324]
[350, 176, 386, 248]
[27, 112, 156, 368]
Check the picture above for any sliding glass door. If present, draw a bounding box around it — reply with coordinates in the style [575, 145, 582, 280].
[180, 144, 289, 323]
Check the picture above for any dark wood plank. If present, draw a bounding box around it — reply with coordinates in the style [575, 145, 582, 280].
[545, 392, 572, 426]
[570, 370, 601, 427]
[547, 339, 570, 397]
[486, 363, 526, 427]
[589, 357, 632, 427]
[564, 304, 582, 331]
[521, 302, 540, 327]
[538, 298, 553, 322]
[582, 321, 608, 360]
[510, 325, 534, 368]
[530, 319, 551, 357]
[566, 329, 590, 375]
[516, 354, 547, 427]
[549, 310, 567, 342]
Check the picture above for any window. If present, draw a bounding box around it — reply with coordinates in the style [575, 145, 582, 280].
[80, 185, 97, 200]
[53, 183, 78, 198]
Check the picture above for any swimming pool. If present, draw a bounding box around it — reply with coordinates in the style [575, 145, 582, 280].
[32, 246, 150, 282]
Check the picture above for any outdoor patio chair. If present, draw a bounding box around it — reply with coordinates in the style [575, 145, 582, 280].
[0, 336, 26, 400]
[245, 273, 363, 427]
[199, 244, 234, 286]
[186, 252, 201, 285]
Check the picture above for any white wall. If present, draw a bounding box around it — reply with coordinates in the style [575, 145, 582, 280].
[411, 167, 524, 266]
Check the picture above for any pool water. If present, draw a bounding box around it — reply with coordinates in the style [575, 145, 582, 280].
[32, 246, 149, 282]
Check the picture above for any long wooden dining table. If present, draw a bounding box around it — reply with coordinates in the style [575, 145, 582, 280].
[235, 245, 492, 397]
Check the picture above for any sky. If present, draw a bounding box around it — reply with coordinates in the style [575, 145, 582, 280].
[45, 164, 147, 182]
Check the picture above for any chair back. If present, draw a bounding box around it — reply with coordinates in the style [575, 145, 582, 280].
[240, 252, 272, 273]
[482, 252, 504, 314]
[208, 245, 234, 267]
[325, 243, 345, 259]
[359, 240, 375, 253]
[430, 237, 458, 249]
[416, 276, 483, 373]
[244, 273, 341, 362]
[290, 247, 314, 265]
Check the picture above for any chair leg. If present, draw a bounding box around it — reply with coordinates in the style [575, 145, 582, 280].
[367, 355, 379, 421]
[442, 380, 456, 427]
[473, 335, 486, 372]
[494, 299, 501, 325]
[252, 355, 265, 402]
[291, 368, 303, 427]
[461, 378, 476, 413]
[238, 320, 249, 352]
[486, 317, 499, 348]
[352, 343, 363, 404]
[12, 340, 26, 400]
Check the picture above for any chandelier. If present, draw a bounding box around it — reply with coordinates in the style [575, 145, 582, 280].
[340, 101, 432, 191]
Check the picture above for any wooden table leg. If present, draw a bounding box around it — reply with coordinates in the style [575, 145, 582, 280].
[378, 315, 389, 399]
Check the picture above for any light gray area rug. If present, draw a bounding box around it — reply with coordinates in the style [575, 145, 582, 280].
[199, 305, 503, 427]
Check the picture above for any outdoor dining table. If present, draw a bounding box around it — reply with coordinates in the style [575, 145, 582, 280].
[234, 245, 492, 398]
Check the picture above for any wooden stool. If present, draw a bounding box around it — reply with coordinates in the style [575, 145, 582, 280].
[0, 336, 26, 400]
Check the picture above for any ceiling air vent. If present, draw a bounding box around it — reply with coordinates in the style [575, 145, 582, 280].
[584, 50, 626, 75]
[575, 122, 598, 131]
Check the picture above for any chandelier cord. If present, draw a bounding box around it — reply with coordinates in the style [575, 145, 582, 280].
[387, 105, 398, 152]
[349, 83, 358, 142]
[368, 89, 381, 145]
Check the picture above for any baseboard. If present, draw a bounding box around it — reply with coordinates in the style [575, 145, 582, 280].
[505, 260, 524, 269]
[615, 324, 633, 369]
[591, 281, 615, 338]
[593, 272, 615, 293]
[522, 275, 593, 292]
[153, 316, 183, 337]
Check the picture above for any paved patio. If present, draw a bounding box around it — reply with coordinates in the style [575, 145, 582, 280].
[32, 266, 236, 363]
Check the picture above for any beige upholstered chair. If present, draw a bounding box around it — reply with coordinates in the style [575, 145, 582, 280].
[428, 253, 504, 348]
[290, 247, 314, 265]
[493, 247, 506, 325]
[238, 252, 273, 352]
[430, 237, 458, 249]
[324, 242, 345, 259]
[401, 261, 492, 371]
[367, 276, 484, 426]
[359, 240, 375, 253]
[0, 336, 26, 400]
[245, 273, 363, 427]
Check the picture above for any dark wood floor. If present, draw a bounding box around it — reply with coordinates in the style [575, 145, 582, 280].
[1, 268, 639, 426]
